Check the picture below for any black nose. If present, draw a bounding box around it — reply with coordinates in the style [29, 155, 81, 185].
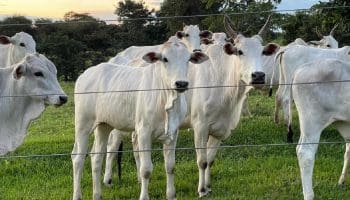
[175, 81, 189, 89]
[175, 81, 189, 93]
[251, 72, 265, 84]
[59, 95, 68, 104]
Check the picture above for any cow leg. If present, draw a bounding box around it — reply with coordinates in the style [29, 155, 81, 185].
[274, 86, 283, 123]
[132, 131, 141, 183]
[137, 130, 153, 200]
[205, 135, 222, 193]
[91, 124, 112, 200]
[193, 122, 209, 197]
[72, 119, 95, 200]
[297, 118, 323, 200]
[334, 122, 350, 185]
[339, 143, 350, 185]
[241, 98, 252, 117]
[103, 129, 124, 187]
[163, 131, 179, 200]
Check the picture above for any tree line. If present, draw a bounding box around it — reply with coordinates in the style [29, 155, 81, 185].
[0, 0, 349, 81]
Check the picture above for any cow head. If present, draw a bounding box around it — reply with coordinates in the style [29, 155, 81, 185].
[12, 53, 67, 106]
[309, 25, 339, 48]
[223, 15, 279, 87]
[0, 32, 37, 66]
[176, 25, 212, 52]
[142, 40, 208, 93]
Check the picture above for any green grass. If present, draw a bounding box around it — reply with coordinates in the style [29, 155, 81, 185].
[0, 83, 349, 199]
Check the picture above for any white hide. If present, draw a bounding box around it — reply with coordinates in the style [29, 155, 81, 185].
[0, 53, 67, 155]
[72, 41, 208, 200]
[275, 45, 350, 142]
[108, 25, 211, 66]
[291, 59, 350, 200]
[104, 35, 279, 197]
[0, 32, 36, 67]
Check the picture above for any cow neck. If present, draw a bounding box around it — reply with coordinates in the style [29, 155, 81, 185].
[0, 67, 45, 155]
[0, 45, 10, 67]
[146, 63, 187, 143]
[8, 45, 23, 66]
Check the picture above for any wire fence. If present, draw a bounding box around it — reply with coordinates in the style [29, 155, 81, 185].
[1, 5, 350, 161]
[0, 5, 350, 27]
[1, 79, 350, 98]
[0, 141, 347, 159]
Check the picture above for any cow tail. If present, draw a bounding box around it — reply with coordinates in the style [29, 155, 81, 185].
[117, 141, 123, 180]
[287, 75, 294, 143]
[269, 50, 284, 97]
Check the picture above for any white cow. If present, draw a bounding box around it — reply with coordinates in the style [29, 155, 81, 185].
[291, 59, 350, 200]
[275, 45, 350, 142]
[0, 32, 36, 67]
[308, 24, 339, 48]
[200, 32, 231, 52]
[102, 15, 279, 197]
[0, 53, 67, 155]
[108, 25, 212, 65]
[71, 40, 208, 200]
[267, 24, 339, 93]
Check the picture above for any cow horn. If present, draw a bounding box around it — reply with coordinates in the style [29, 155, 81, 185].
[315, 27, 323, 39]
[224, 14, 237, 39]
[257, 15, 272, 39]
[330, 23, 339, 36]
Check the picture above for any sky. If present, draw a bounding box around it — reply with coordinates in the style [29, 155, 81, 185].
[0, 0, 327, 21]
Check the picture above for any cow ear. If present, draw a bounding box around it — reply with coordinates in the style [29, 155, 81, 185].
[0, 35, 11, 45]
[307, 41, 321, 46]
[262, 43, 279, 56]
[223, 43, 238, 55]
[199, 30, 213, 39]
[200, 38, 214, 45]
[13, 64, 27, 80]
[190, 52, 209, 64]
[142, 52, 162, 63]
[176, 31, 185, 39]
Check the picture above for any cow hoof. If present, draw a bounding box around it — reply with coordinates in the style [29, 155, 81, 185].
[103, 179, 113, 187]
[198, 189, 209, 198]
[338, 181, 346, 188]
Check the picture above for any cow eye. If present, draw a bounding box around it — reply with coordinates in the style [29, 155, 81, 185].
[326, 44, 331, 47]
[163, 57, 168, 62]
[238, 50, 244, 56]
[19, 43, 26, 47]
[34, 72, 44, 77]
[185, 34, 189, 37]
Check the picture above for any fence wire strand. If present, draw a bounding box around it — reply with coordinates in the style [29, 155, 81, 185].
[0, 141, 347, 159]
[1, 79, 350, 98]
[0, 6, 350, 27]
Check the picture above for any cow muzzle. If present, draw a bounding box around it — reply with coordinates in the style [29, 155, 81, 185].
[251, 72, 265, 85]
[53, 95, 68, 107]
[174, 81, 189, 93]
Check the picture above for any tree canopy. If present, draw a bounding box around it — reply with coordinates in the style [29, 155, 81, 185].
[0, 0, 348, 80]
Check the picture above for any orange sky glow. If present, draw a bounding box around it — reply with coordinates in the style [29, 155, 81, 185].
[0, 0, 162, 20]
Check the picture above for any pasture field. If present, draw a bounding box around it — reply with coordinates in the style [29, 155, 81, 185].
[0, 82, 349, 200]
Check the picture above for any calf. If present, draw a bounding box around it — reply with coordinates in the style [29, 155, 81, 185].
[72, 40, 208, 200]
[0, 32, 36, 67]
[0, 53, 67, 155]
[291, 59, 350, 200]
[274, 45, 350, 142]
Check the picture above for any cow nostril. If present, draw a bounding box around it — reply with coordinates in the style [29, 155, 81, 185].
[252, 73, 257, 78]
[59, 96, 68, 104]
[175, 81, 189, 88]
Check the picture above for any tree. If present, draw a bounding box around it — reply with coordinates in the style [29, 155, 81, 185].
[160, 0, 208, 36]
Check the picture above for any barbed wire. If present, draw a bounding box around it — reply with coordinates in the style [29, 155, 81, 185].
[0, 5, 350, 27]
[0, 79, 349, 98]
[0, 141, 346, 159]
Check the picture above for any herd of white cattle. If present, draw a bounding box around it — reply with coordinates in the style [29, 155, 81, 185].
[0, 15, 349, 200]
